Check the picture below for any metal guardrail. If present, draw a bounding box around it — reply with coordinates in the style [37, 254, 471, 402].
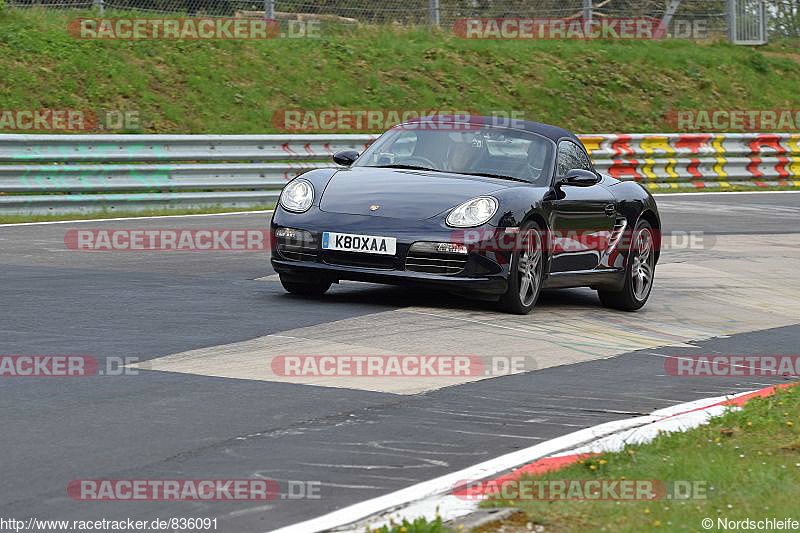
[0, 134, 376, 214]
[0, 134, 376, 162]
[582, 133, 800, 190]
[1, 133, 798, 215]
[0, 163, 334, 192]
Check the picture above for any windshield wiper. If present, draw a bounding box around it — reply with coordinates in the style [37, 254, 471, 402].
[455, 172, 530, 183]
[367, 164, 440, 172]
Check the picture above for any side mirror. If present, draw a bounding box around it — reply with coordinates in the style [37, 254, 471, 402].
[556, 169, 601, 187]
[332, 150, 360, 167]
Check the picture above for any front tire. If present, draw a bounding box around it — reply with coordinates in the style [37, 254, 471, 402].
[498, 221, 544, 314]
[598, 219, 655, 311]
[279, 275, 331, 296]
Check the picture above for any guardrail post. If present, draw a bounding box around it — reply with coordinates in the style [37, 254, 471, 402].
[265, 0, 275, 20]
[93, 0, 104, 14]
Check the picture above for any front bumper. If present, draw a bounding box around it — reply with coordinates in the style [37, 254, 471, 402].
[270, 209, 510, 296]
[272, 258, 508, 295]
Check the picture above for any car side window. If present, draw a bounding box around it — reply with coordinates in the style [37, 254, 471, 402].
[556, 141, 593, 177]
[574, 144, 593, 172]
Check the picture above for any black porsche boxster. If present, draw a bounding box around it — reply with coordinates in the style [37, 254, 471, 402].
[270, 116, 660, 314]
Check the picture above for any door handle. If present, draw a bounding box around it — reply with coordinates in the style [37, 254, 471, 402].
[604, 204, 616, 217]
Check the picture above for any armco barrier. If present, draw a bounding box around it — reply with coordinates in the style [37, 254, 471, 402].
[0, 134, 376, 215]
[0, 133, 798, 215]
[582, 133, 800, 189]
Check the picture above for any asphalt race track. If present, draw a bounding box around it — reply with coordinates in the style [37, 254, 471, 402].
[1, 192, 799, 531]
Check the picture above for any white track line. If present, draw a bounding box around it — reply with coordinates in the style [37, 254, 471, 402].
[267, 389, 757, 533]
[0, 210, 274, 228]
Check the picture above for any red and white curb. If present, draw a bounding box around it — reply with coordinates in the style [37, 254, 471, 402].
[269, 385, 790, 533]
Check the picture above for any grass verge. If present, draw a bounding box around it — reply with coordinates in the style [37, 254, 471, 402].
[479, 384, 800, 532]
[368, 516, 446, 533]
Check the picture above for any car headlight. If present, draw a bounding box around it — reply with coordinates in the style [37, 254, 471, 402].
[280, 179, 314, 213]
[446, 196, 498, 228]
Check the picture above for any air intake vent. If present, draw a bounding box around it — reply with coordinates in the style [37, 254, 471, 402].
[323, 251, 395, 269]
[599, 217, 628, 268]
[275, 228, 318, 262]
[405, 242, 468, 275]
[608, 217, 628, 252]
[278, 246, 318, 262]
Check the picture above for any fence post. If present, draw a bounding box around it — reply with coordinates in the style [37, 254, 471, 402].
[583, 0, 592, 20]
[727, 0, 736, 42]
[661, 0, 682, 38]
[429, 0, 439, 26]
[93, 0, 104, 15]
[265, 0, 275, 19]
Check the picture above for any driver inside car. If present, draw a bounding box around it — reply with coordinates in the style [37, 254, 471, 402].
[523, 137, 550, 186]
[443, 132, 483, 173]
[406, 130, 451, 168]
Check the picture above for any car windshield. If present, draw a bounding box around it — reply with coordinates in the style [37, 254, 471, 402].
[353, 125, 555, 185]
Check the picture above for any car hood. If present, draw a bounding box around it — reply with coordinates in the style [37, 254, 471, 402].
[319, 167, 512, 220]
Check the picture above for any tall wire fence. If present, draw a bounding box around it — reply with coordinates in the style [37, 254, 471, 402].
[5, 0, 798, 38]
[772, 0, 800, 36]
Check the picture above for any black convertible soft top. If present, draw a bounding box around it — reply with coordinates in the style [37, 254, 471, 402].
[404, 114, 581, 144]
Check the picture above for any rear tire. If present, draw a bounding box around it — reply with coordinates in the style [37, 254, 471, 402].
[598, 219, 655, 311]
[279, 275, 331, 296]
[498, 221, 545, 315]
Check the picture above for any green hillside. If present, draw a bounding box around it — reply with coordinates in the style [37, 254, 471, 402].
[1, 8, 800, 134]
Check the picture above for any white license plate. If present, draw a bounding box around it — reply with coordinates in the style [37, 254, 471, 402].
[322, 232, 396, 255]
